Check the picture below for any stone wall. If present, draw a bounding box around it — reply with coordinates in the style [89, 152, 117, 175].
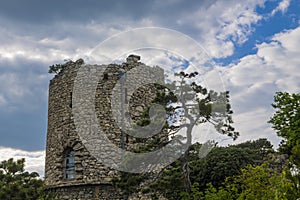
[45, 55, 165, 199]
[48, 184, 126, 200]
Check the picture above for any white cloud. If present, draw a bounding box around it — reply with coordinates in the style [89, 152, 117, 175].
[177, 0, 265, 58]
[231, 108, 282, 148]
[0, 18, 159, 66]
[256, 26, 300, 92]
[0, 0, 269, 70]
[85, 0, 268, 68]
[271, 0, 290, 16]
[218, 25, 300, 147]
[223, 54, 281, 89]
[0, 147, 45, 178]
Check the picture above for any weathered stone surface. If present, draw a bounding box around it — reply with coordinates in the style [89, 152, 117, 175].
[48, 184, 126, 200]
[45, 56, 166, 199]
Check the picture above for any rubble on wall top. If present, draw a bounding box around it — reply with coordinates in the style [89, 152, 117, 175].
[126, 54, 140, 63]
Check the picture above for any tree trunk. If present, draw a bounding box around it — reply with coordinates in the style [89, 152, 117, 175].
[182, 125, 193, 192]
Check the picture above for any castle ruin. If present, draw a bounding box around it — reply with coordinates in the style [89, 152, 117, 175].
[45, 55, 166, 199]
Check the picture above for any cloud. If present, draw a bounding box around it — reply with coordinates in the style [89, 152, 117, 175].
[0, 95, 7, 107]
[217, 25, 300, 147]
[0, 147, 45, 178]
[231, 108, 282, 147]
[0, 0, 297, 177]
[256, 26, 300, 92]
[0, 0, 153, 24]
[271, 0, 291, 16]
[0, 58, 50, 113]
[175, 0, 265, 58]
[0, 0, 296, 154]
[0, 0, 266, 61]
[0, 55, 49, 150]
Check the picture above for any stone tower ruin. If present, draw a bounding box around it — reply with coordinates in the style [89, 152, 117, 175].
[45, 55, 165, 199]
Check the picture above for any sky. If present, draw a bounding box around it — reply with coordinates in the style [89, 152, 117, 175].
[0, 0, 299, 177]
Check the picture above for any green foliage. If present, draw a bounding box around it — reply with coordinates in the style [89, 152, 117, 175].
[48, 59, 84, 74]
[202, 163, 300, 200]
[138, 140, 272, 199]
[112, 90, 300, 199]
[190, 145, 261, 190]
[156, 71, 239, 192]
[113, 137, 300, 199]
[48, 63, 65, 74]
[0, 158, 25, 175]
[236, 164, 280, 199]
[0, 158, 52, 200]
[112, 172, 147, 196]
[115, 71, 239, 195]
[160, 71, 239, 140]
[149, 160, 186, 199]
[234, 138, 273, 152]
[203, 183, 233, 200]
[269, 92, 300, 167]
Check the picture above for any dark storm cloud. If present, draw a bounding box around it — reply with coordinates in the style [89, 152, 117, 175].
[0, 110, 47, 151]
[0, 56, 50, 151]
[0, 0, 219, 54]
[0, 0, 215, 25]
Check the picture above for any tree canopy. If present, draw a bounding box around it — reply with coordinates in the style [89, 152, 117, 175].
[0, 158, 51, 200]
[203, 163, 299, 200]
[114, 139, 281, 199]
[269, 92, 300, 167]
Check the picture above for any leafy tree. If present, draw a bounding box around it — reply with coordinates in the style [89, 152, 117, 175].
[141, 139, 272, 199]
[204, 163, 300, 200]
[0, 158, 51, 200]
[269, 92, 300, 167]
[191, 145, 261, 190]
[202, 183, 233, 200]
[114, 71, 239, 196]
[234, 138, 273, 153]
[154, 72, 238, 191]
[114, 90, 300, 199]
[236, 164, 283, 199]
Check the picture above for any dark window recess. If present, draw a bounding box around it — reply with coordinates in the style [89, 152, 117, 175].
[124, 88, 128, 104]
[126, 134, 129, 143]
[103, 73, 108, 80]
[63, 148, 75, 180]
[69, 92, 72, 108]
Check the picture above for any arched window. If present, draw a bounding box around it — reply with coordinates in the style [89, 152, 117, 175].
[63, 148, 75, 180]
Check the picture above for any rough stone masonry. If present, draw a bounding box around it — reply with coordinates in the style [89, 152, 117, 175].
[45, 55, 166, 199]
